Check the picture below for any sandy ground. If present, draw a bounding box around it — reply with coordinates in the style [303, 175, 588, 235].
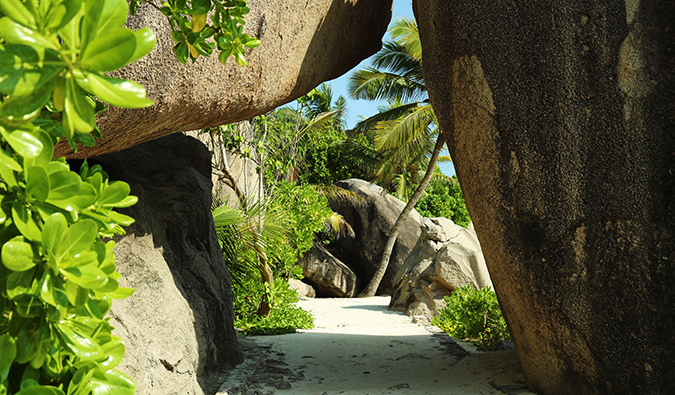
[217, 296, 537, 395]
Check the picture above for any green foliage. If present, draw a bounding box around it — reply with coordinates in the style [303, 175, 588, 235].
[0, 0, 157, 392]
[416, 175, 471, 227]
[233, 278, 313, 336]
[432, 285, 511, 350]
[212, 187, 325, 335]
[267, 181, 333, 273]
[129, 0, 260, 65]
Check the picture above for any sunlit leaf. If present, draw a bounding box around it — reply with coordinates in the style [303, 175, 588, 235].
[90, 370, 135, 395]
[63, 78, 95, 135]
[79, 72, 153, 109]
[11, 202, 42, 242]
[82, 0, 127, 47]
[0, 17, 56, 49]
[0, 0, 37, 29]
[126, 27, 156, 64]
[55, 320, 101, 360]
[1, 235, 36, 271]
[60, 264, 107, 289]
[26, 166, 50, 202]
[80, 29, 135, 72]
[47, 170, 82, 201]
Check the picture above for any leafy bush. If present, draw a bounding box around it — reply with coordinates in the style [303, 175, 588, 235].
[432, 285, 511, 350]
[416, 176, 471, 227]
[234, 278, 313, 336]
[0, 0, 155, 392]
[1, 0, 257, 393]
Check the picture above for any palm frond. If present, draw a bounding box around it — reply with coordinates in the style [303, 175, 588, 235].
[350, 101, 421, 136]
[348, 67, 427, 102]
[370, 41, 423, 83]
[323, 212, 356, 239]
[389, 17, 422, 60]
[373, 103, 436, 152]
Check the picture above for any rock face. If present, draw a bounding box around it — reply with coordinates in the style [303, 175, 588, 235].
[57, 0, 392, 158]
[415, 1, 675, 394]
[390, 218, 492, 320]
[327, 179, 423, 295]
[299, 243, 362, 297]
[92, 134, 241, 395]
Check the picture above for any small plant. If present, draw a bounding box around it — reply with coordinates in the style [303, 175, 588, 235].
[233, 278, 313, 336]
[432, 285, 511, 350]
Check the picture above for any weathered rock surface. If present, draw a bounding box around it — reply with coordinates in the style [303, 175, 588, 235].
[299, 243, 361, 297]
[415, 1, 675, 394]
[288, 278, 316, 299]
[390, 218, 492, 321]
[327, 179, 423, 295]
[57, 0, 392, 158]
[93, 134, 241, 395]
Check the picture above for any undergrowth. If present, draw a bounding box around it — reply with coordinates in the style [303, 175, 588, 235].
[432, 285, 511, 350]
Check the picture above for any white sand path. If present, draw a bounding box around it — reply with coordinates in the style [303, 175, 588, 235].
[218, 296, 536, 395]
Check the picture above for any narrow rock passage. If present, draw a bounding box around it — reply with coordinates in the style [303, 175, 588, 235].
[218, 296, 535, 395]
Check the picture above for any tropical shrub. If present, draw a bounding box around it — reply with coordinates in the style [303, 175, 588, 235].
[1, 0, 257, 393]
[233, 278, 313, 336]
[0, 0, 154, 392]
[432, 285, 511, 350]
[416, 175, 471, 227]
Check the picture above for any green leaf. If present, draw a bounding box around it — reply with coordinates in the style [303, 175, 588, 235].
[0, 45, 62, 96]
[90, 370, 135, 395]
[80, 29, 135, 72]
[63, 77, 95, 135]
[12, 202, 42, 242]
[105, 210, 134, 227]
[58, 219, 97, 259]
[0, 17, 56, 49]
[6, 266, 37, 298]
[23, 130, 55, 169]
[98, 182, 131, 207]
[51, 0, 83, 32]
[64, 280, 88, 306]
[82, 0, 128, 47]
[98, 338, 124, 370]
[16, 386, 66, 395]
[106, 286, 133, 299]
[2, 236, 37, 271]
[47, 170, 82, 200]
[60, 264, 107, 289]
[14, 325, 40, 363]
[0, 128, 44, 159]
[127, 27, 156, 64]
[0, 146, 20, 186]
[66, 182, 97, 210]
[0, 0, 37, 29]
[42, 212, 67, 257]
[55, 320, 101, 360]
[13, 294, 43, 317]
[0, 334, 17, 382]
[79, 72, 153, 109]
[26, 166, 50, 202]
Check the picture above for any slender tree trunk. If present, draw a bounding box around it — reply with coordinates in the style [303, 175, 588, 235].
[358, 135, 446, 297]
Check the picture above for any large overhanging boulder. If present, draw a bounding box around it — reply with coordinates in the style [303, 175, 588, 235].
[414, 1, 675, 394]
[57, 0, 392, 158]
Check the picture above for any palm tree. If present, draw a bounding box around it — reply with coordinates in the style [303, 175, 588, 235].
[347, 17, 449, 297]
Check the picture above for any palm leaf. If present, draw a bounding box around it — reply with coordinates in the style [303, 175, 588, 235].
[350, 101, 421, 136]
[373, 102, 436, 152]
[348, 67, 427, 102]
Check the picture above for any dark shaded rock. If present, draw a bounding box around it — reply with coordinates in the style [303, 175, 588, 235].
[93, 134, 241, 394]
[389, 218, 492, 320]
[415, 0, 675, 394]
[328, 179, 423, 295]
[299, 243, 361, 297]
[57, 0, 392, 158]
